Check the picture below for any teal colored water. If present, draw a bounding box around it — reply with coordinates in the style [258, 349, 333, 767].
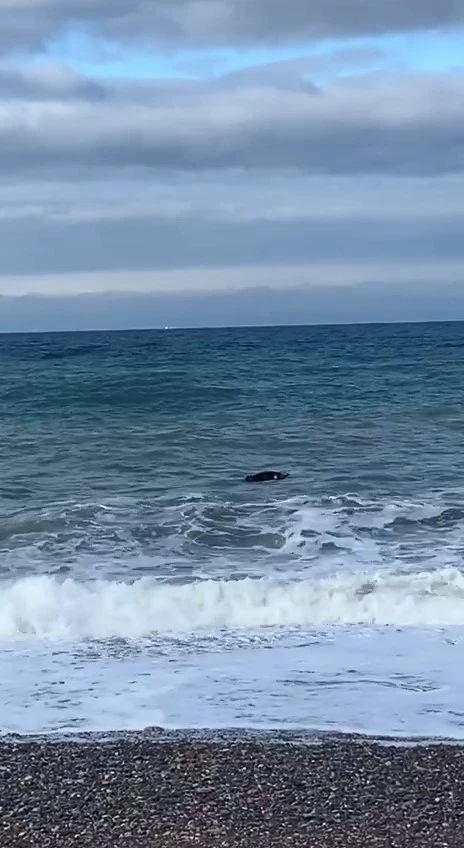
[1, 322, 464, 737]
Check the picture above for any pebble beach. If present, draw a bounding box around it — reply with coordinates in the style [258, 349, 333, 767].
[1, 733, 463, 847]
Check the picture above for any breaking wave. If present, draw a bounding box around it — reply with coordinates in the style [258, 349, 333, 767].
[2, 568, 464, 640]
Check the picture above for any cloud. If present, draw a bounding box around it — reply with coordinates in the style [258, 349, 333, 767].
[2, 207, 464, 279]
[4, 171, 464, 223]
[1, 0, 464, 54]
[0, 3, 463, 328]
[2, 279, 464, 333]
[0, 61, 107, 100]
[1, 167, 464, 291]
[1, 68, 464, 177]
[3, 260, 464, 297]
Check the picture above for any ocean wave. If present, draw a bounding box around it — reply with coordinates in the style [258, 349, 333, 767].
[39, 343, 106, 360]
[2, 493, 464, 596]
[2, 568, 464, 640]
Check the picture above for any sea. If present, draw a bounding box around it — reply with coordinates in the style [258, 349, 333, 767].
[2, 321, 464, 740]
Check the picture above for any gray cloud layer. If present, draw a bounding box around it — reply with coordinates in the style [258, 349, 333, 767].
[1, 0, 464, 52]
[3, 283, 464, 333]
[1, 67, 464, 177]
[2, 212, 464, 277]
[0, 1, 463, 327]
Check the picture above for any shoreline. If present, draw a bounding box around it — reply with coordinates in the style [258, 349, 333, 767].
[2, 725, 464, 747]
[1, 730, 464, 846]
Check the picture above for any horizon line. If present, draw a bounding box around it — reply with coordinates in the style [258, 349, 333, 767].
[1, 317, 464, 337]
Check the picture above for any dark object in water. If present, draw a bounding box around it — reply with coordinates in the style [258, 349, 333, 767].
[245, 470, 289, 483]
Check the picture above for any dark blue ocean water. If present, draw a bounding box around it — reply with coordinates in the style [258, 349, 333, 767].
[1, 322, 464, 737]
[2, 321, 464, 501]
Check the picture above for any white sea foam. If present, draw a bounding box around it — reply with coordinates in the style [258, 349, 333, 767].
[2, 568, 464, 641]
[3, 493, 464, 584]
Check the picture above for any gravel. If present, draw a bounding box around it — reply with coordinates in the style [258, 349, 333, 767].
[1, 733, 464, 847]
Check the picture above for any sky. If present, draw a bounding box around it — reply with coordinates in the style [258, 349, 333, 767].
[1, 1, 464, 330]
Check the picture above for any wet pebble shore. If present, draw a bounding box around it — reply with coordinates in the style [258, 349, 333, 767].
[1, 734, 464, 847]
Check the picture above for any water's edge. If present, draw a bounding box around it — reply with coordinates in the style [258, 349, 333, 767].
[2, 726, 464, 749]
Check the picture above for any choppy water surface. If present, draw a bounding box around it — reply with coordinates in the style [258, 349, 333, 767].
[2, 322, 464, 738]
